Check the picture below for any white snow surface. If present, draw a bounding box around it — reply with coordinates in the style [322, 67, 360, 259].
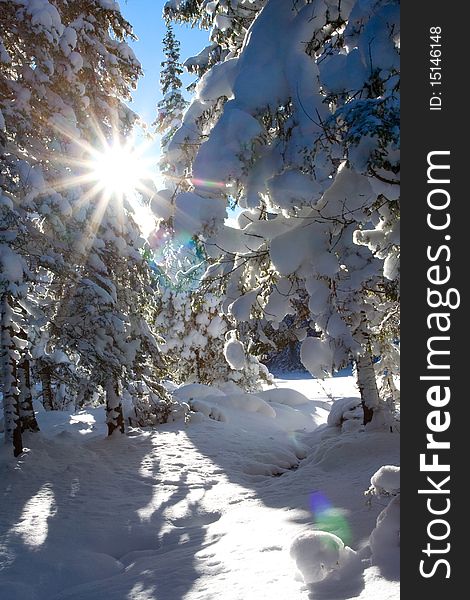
[0, 376, 399, 599]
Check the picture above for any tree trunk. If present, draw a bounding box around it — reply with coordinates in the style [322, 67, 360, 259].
[75, 378, 93, 410]
[1, 294, 23, 457]
[195, 349, 202, 381]
[356, 351, 380, 425]
[18, 337, 40, 433]
[40, 362, 54, 411]
[106, 376, 124, 436]
[18, 361, 39, 432]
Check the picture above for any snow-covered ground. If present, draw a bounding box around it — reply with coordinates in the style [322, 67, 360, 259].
[0, 376, 399, 600]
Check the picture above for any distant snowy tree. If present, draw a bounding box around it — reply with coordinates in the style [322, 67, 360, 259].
[262, 314, 315, 374]
[165, 0, 400, 425]
[156, 285, 270, 390]
[155, 22, 188, 159]
[164, 0, 267, 77]
[149, 10, 266, 390]
[151, 234, 269, 390]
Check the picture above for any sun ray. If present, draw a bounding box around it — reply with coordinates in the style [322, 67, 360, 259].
[40, 112, 164, 245]
[71, 181, 106, 217]
[79, 189, 113, 260]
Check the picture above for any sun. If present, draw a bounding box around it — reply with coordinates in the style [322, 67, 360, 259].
[47, 117, 166, 239]
[84, 136, 163, 237]
[90, 140, 149, 201]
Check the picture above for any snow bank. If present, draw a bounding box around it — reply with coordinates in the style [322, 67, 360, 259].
[174, 380, 327, 436]
[173, 382, 226, 403]
[0, 375, 399, 599]
[366, 465, 400, 578]
[189, 392, 276, 421]
[369, 495, 400, 577]
[189, 398, 228, 422]
[173, 381, 277, 422]
[220, 393, 276, 418]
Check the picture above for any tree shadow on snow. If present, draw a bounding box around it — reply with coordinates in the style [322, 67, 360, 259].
[184, 412, 400, 598]
[0, 428, 217, 600]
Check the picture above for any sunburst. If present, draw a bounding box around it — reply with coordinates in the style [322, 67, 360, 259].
[90, 141, 147, 200]
[47, 118, 163, 240]
[85, 135, 159, 237]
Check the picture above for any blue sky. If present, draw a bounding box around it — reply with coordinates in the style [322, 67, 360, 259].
[118, 1, 240, 224]
[120, 0, 209, 126]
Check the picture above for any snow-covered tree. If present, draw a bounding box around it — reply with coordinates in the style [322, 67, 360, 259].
[155, 22, 188, 159]
[45, 200, 163, 434]
[165, 0, 400, 425]
[155, 283, 270, 390]
[150, 230, 269, 390]
[0, 0, 169, 452]
[0, 263, 28, 456]
[164, 0, 267, 77]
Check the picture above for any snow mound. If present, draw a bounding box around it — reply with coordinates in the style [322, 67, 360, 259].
[290, 530, 357, 584]
[370, 465, 400, 496]
[327, 397, 364, 432]
[216, 380, 245, 395]
[256, 388, 309, 407]
[221, 393, 276, 418]
[366, 466, 400, 578]
[189, 398, 228, 422]
[180, 385, 277, 422]
[173, 383, 226, 403]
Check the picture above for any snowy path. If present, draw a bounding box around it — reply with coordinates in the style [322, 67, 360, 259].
[0, 377, 399, 600]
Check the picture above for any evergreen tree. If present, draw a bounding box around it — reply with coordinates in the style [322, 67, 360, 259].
[164, 1, 267, 76]
[165, 0, 400, 426]
[150, 231, 270, 390]
[0, 0, 166, 453]
[155, 22, 188, 162]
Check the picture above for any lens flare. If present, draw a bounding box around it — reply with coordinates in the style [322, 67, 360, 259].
[191, 177, 228, 189]
[150, 227, 204, 292]
[309, 491, 352, 544]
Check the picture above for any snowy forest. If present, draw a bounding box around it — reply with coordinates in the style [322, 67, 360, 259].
[0, 1, 400, 599]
